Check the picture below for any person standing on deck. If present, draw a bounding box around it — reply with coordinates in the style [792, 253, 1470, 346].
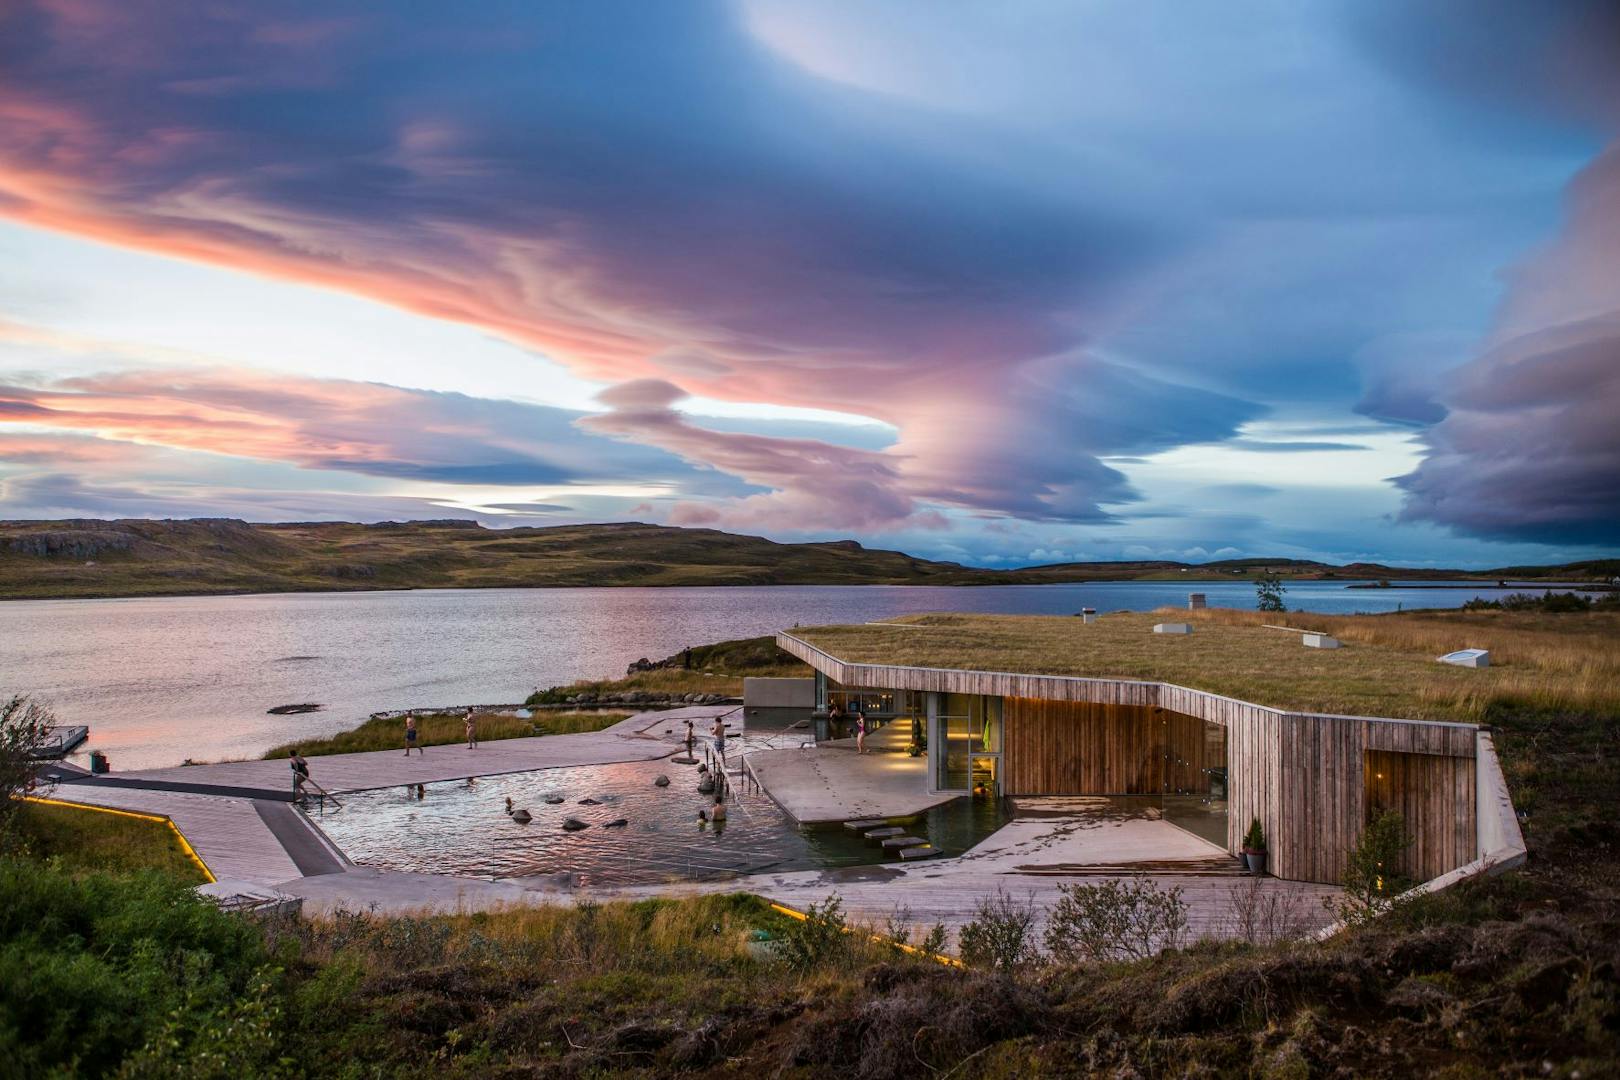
[464, 709, 478, 749]
[855, 711, 868, 755]
[289, 750, 310, 798]
[404, 715, 423, 756]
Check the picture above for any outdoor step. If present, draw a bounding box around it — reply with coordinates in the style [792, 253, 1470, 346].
[843, 818, 889, 832]
[897, 844, 940, 860]
[880, 835, 926, 851]
[863, 826, 906, 842]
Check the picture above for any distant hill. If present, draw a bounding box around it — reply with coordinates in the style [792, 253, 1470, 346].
[0, 518, 1611, 600]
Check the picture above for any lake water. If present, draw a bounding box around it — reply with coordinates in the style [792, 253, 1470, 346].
[0, 580, 1579, 769]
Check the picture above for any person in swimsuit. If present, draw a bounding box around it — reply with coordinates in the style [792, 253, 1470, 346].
[464, 709, 477, 749]
[855, 711, 868, 755]
[404, 715, 423, 756]
[289, 750, 310, 798]
[711, 714, 727, 764]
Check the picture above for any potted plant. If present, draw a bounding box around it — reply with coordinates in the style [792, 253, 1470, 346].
[1242, 818, 1268, 876]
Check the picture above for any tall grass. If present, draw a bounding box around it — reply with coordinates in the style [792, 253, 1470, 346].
[263, 710, 629, 758]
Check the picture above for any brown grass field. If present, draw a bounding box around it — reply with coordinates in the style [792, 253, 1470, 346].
[794, 608, 1620, 722]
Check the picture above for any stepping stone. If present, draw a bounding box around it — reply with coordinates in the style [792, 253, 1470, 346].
[843, 819, 888, 832]
[880, 835, 926, 851]
[897, 844, 940, 860]
[864, 826, 905, 843]
[671, 756, 699, 765]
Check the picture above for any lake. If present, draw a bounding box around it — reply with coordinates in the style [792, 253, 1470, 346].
[0, 580, 1576, 769]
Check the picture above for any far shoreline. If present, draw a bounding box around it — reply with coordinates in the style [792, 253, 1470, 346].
[1, 576, 1608, 604]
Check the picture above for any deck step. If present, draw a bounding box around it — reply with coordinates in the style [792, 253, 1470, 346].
[1011, 858, 1245, 877]
[843, 818, 889, 832]
[897, 844, 940, 860]
[880, 835, 926, 851]
[863, 826, 906, 843]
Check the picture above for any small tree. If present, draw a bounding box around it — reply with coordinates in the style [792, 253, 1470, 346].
[0, 694, 53, 835]
[1337, 808, 1413, 923]
[1255, 571, 1287, 612]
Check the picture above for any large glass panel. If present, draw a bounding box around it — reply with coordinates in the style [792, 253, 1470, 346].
[936, 713, 973, 791]
[1161, 717, 1228, 847]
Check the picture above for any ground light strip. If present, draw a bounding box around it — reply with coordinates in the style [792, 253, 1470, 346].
[24, 796, 216, 883]
[768, 901, 964, 968]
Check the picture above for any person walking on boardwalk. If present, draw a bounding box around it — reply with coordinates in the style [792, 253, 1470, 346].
[404, 715, 423, 756]
[711, 714, 727, 765]
[855, 710, 868, 755]
[289, 749, 310, 798]
[464, 709, 478, 749]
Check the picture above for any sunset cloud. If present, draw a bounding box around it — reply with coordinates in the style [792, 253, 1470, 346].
[0, 2, 1614, 561]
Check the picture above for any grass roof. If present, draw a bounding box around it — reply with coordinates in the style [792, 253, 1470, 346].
[790, 608, 1620, 722]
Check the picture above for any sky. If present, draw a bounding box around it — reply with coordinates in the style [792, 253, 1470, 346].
[1, 0, 1616, 569]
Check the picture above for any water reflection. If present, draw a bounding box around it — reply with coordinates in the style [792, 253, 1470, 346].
[317, 754, 1009, 887]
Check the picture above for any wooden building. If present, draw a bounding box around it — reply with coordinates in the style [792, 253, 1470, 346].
[778, 631, 1520, 886]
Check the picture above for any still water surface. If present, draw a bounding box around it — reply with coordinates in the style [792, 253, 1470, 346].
[0, 580, 1567, 769]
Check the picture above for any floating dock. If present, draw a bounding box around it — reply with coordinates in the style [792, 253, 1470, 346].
[30, 725, 89, 759]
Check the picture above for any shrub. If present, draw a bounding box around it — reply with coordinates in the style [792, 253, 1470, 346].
[1336, 808, 1414, 924]
[957, 888, 1040, 971]
[1044, 875, 1189, 964]
[778, 895, 850, 971]
[0, 694, 53, 834]
[1243, 817, 1266, 851]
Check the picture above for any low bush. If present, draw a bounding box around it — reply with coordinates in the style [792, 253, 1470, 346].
[957, 888, 1040, 970]
[1044, 875, 1189, 964]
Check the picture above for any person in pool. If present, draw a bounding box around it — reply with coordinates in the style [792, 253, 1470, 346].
[404, 715, 423, 756]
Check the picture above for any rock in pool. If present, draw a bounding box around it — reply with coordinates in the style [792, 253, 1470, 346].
[578, 797, 602, 805]
[267, 703, 323, 715]
[654, 775, 670, 787]
[561, 817, 589, 831]
[510, 809, 533, 824]
[602, 818, 628, 828]
[543, 795, 565, 804]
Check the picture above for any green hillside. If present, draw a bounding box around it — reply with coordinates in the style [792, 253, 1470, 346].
[0, 518, 1610, 600]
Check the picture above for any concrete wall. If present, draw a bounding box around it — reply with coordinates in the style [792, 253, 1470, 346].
[743, 677, 816, 709]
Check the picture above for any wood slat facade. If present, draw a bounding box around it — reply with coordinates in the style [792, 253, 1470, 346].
[1365, 749, 1477, 882]
[1002, 700, 1214, 797]
[780, 632, 1486, 886]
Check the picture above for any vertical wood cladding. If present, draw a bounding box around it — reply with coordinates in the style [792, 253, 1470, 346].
[1364, 749, 1477, 883]
[1001, 699, 1212, 796]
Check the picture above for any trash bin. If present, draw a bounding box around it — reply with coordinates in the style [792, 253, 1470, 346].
[89, 750, 109, 774]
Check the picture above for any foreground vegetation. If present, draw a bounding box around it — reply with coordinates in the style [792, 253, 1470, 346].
[2, 517, 1611, 600]
[798, 608, 1620, 722]
[262, 710, 630, 759]
[3, 608, 1616, 1077]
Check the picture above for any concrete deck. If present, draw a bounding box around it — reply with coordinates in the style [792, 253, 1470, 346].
[744, 745, 956, 825]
